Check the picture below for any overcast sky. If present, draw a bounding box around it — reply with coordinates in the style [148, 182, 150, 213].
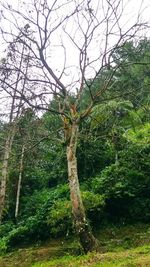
[0, 0, 149, 119]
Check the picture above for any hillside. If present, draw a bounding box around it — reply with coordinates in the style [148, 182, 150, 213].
[0, 224, 150, 267]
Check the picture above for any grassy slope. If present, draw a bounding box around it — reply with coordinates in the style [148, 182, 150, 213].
[0, 224, 150, 267]
[33, 247, 150, 267]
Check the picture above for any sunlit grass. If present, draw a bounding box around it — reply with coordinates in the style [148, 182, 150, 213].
[32, 245, 150, 267]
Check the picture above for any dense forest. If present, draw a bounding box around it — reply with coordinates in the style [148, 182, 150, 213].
[0, 38, 149, 253]
[0, 0, 150, 266]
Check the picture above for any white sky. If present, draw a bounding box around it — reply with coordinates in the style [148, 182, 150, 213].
[0, 0, 149, 76]
[0, 0, 150, 119]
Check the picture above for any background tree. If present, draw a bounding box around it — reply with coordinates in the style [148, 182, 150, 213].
[14, 108, 39, 219]
[0, 42, 30, 222]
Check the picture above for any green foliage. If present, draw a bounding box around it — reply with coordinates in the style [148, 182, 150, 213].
[126, 123, 150, 144]
[19, 185, 70, 239]
[0, 222, 14, 238]
[0, 39, 150, 252]
[20, 189, 55, 217]
[0, 224, 30, 255]
[92, 163, 148, 198]
[91, 142, 150, 223]
[90, 100, 134, 128]
[0, 185, 70, 249]
[0, 223, 15, 255]
[82, 191, 105, 211]
[6, 226, 29, 246]
[47, 199, 72, 236]
[47, 190, 105, 236]
[0, 238, 8, 255]
[0, 184, 106, 247]
[77, 136, 113, 179]
[111, 39, 150, 107]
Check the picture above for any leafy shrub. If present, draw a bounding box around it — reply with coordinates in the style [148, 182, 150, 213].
[92, 164, 143, 198]
[82, 191, 105, 211]
[47, 199, 72, 236]
[0, 238, 8, 255]
[20, 185, 69, 218]
[47, 191, 105, 237]
[91, 155, 150, 223]
[0, 185, 71, 249]
[6, 226, 29, 246]
[0, 222, 14, 238]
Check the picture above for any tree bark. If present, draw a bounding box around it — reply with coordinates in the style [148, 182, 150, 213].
[66, 122, 99, 253]
[0, 43, 27, 223]
[0, 127, 15, 222]
[15, 144, 25, 219]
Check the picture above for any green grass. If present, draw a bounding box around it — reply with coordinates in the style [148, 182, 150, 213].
[32, 246, 150, 267]
[0, 223, 150, 267]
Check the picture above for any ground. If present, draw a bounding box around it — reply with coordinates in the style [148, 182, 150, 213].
[0, 224, 150, 267]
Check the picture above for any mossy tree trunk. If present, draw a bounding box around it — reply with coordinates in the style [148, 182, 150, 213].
[66, 122, 99, 253]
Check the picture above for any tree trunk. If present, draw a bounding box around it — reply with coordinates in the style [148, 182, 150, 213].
[66, 122, 99, 253]
[15, 144, 25, 219]
[0, 128, 15, 222]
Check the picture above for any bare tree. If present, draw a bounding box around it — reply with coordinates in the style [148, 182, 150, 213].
[0, 41, 30, 222]
[15, 107, 38, 219]
[0, 0, 148, 252]
[15, 144, 25, 219]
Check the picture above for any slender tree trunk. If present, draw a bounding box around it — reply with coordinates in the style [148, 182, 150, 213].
[0, 43, 28, 223]
[15, 144, 25, 219]
[66, 122, 99, 253]
[0, 127, 15, 222]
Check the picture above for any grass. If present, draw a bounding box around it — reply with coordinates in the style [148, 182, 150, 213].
[0, 223, 150, 267]
[32, 246, 150, 267]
